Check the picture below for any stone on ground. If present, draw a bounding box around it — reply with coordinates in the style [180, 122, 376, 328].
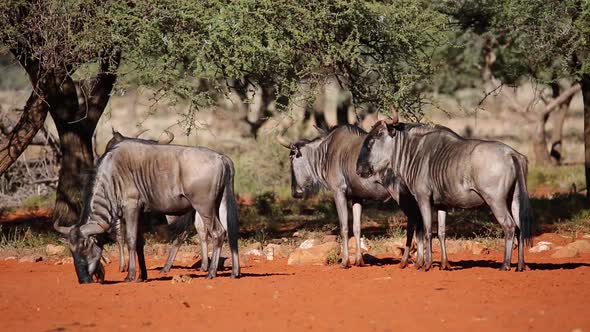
[18, 254, 44, 263]
[299, 239, 321, 249]
[551, 246, 579, 259]
[567, 240, 590, 254]
[529, 241, 553, 253]
[287, 241, 339, 266]
[46, 244, 66, 256]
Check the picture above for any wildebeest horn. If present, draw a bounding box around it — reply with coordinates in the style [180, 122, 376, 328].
[53, 220, 74, 235]
[80, 223, 105, 237]
[384, 114, 399, 125]
[133, 128, 149, 138]
[276, 135, 292, 149]
[158, 130, 174, 144]
[313, 125, 328, 136]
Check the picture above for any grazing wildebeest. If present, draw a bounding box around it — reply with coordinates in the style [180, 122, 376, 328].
[356, 120, 533, 271]
[279, 125, 426, 268]
[104, 130, 213, 274]
[54, 138, 240, 283]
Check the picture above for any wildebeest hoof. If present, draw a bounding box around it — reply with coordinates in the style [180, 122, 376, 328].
[515, 265, 525, 272]
[499, 265, 511, 271]
[440, 261, 452, 270]
[159, 268, 170, 274]
[399, 260, 408, 269]
[339, 263, 351, 269]
[124, 277, 134, 282]
[231, 273, 241, 279]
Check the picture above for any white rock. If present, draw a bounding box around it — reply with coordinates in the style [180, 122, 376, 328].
[299, 239, 321, 249]
[529, 241, 553, 253]
[243, 248, 263, 256]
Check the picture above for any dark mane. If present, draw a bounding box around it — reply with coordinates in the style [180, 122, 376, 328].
[328, 124, 367, 136]
[293, 124, 367, 147]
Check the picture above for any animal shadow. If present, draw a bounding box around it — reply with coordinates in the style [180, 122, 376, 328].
[451, 259, 590, 271]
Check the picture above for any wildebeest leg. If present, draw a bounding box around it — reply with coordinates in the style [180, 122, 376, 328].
[417, 199, 433, 271]
[438, 210, 451, 270]
[352, 200, 364, 266]
[194, 212, 209, 272]
[161, 236, 181, 274]
[123, 207, 140, 282]
[511, 189, 525, 272]
[397, 194, 419, 269]
[207, 215, 225, 279]
[136, 223, 148, 282]
[334, 191, 350, 268]
[160, 215, 181, 274]
[116, 220, 127, 272]
[488, 199, 516, 271]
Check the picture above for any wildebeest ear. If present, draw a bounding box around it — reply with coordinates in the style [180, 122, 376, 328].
[386, 123, 404, 137]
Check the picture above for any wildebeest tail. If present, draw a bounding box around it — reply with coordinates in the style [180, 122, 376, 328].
[221, 157, 240, 276]
[512, 154, 533, 247]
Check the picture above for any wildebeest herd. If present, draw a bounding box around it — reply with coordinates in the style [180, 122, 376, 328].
[53, 117, 534, 284]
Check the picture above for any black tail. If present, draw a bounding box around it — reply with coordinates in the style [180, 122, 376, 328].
[512, 155, 534, 247]
[221, 158, 241, 277]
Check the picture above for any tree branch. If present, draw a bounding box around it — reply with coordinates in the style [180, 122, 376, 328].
[0, 90, 49, 175]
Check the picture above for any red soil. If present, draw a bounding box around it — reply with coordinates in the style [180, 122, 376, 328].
[1, 246, 589, 332]
[0, 207, 52, 223]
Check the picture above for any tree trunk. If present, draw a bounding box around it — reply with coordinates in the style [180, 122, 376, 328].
[549, 86, 571, 165]
[51, 57, 119, 226]
[582, 73, 590, 200]
[532, 112, 552, 165]
[531, 84, 580, 165]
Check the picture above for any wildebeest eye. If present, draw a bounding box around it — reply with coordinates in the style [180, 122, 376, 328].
[289, 148, 302, 158]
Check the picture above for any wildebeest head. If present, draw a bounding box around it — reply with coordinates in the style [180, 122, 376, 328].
[55, 222, 106, 284]
[357, 119, 402, 179]
[278, 135, 324, 199]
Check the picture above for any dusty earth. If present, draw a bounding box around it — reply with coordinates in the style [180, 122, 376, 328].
[1, 237, 589, 332]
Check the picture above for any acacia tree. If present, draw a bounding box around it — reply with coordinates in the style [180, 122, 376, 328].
[0, 1, 121, 225]
[0, 0, 448, 225]
[438, 1, 589, 169]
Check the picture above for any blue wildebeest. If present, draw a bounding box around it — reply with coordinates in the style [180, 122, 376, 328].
[356, 120, 533, 271]
[279, 125, 426, 268]
[54, 137, 240, 283]
[104, 130, 214, 274]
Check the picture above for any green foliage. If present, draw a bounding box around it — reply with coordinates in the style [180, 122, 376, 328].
[1, 0, 449, 126]
[436, 0, 590, 91]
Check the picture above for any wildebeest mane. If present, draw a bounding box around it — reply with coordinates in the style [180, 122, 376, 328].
[293, 124, 367, 147]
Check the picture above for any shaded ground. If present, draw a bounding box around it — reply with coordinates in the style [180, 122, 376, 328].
[1, 245, 589, 332]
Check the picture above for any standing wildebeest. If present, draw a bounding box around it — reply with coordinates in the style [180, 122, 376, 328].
[356, 120, 533, 271]
[54, 138, 240, 283]
[104, 130, 214, 274]
[279, 125, 425, 268]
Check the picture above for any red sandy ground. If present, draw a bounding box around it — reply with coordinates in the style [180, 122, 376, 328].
[1, 239, 589, 332]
